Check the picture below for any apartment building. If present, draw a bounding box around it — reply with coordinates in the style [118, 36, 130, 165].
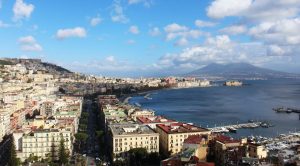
[13, 128, 72, 162]
[156, 123, 211, 155]
[108, 124, 159, 160]
[213, 135, 247, 165]
[0, 111, 10, 142]
[248, 143, 268, 159]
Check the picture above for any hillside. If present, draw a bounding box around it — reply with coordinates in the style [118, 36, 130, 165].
[1, 58, 72, 75]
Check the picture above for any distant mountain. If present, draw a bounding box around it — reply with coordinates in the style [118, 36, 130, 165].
[186, 63, 299, 80]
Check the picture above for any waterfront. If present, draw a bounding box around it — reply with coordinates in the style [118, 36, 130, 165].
[129, 79, 300, 138]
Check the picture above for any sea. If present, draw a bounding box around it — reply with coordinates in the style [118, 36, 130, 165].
[129, 79, 300, 138]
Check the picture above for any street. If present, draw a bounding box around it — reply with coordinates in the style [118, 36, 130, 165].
[85, 100, 98, 165]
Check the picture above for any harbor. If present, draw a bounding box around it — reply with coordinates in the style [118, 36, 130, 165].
[206, 121, 273, 133]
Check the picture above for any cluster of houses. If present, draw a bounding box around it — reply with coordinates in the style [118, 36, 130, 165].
[0, 60, 83, 162]
[98, 95, 271, 166]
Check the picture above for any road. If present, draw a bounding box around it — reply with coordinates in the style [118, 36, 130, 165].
[85, 100, 98, 166]
[0, 136, 11, 166]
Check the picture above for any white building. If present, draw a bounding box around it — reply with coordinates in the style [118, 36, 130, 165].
[0, 111, 11, 142]
[13, 128, 73, 162]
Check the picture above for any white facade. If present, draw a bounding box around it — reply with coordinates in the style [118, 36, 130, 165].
[0, 111, 11, 142]
[14, 129, 73, 162]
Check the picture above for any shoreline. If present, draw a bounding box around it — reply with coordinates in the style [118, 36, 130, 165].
[121, 85, 213, 103]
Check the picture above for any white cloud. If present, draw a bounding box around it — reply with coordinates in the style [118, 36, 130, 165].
[153, 35, 283, 71]
[128, 0, 153, 7]
[0, 20, 10, 28]
[220, 25, 247, 35]
[90, 16, 102, 26]
[244, 0, 300, 22]
[18, 36, 36, 44]
[67, 56, 136, 74]
[18, 36, 42, 52]
[21, 43, 42, 52]
[249, 18, 300, 45]
[205, 35, 232, 49]
[13, 0, 34, 21]
[207, 0, 300, 22]
[164, 23, 188, 33]
[56, 27, 87, 40]
[174, 38, 188, 46]
[149, 27, 161, 36]
[164, 23, 205, 46]
[129, 25, 139, 34]
[267, 45, 286, 56]
[128, 0, 141, 4]
[195, 19, 216, 27]
[111, 1, 129, 23]
[105, 56, 115, 62]
[206, 0, 300, 59]
[207, 0, 252, 19]
[127, 39, 136, 44]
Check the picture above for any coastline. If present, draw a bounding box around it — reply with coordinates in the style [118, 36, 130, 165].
[121, 85, 214, 104]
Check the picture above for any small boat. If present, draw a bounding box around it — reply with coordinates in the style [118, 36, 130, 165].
[135, 102, 141, 107]
[227, 127, 237, 133]
[144, 96, 152, 100]
[260, 122, 270, 128]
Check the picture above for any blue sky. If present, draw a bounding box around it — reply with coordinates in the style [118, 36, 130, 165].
[1, 0, 300, 77]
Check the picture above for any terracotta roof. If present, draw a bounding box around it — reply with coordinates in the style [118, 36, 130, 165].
[157, 122, 209, 134]
[184, 134, 208, 144]
[215, 135, 240, 144]
[196, 162, 215, 166]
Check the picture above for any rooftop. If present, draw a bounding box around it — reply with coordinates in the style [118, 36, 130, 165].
[215, 135, 240, 144]
[106, 117, 136, 125]
[137, 116, 176, 124]
[184, 134, 208, 144]
[109, 124, 157, 136]
[157, 123, 210, 134]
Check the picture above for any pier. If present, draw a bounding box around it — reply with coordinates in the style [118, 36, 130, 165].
[208, 122, 265, 133]
[273, 107, 300, 113]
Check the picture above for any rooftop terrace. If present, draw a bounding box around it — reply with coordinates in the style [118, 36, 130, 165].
[110, 124, 157, 136]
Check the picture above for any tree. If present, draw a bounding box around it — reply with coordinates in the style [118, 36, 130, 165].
[58, 137, 69, 165]
[128, 148, 148, 166]
[79, 124, 87, 132]
[8, 136, 20, 166]
[74, 133, 88, 151]
[95, 130, 103, 139]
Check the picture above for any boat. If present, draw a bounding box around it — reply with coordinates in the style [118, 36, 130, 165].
[144, 96, 152, 100]
[227, 127, 237, 133]
[134, 102, 141, 107]
[260, 122, 273, 128]
[273, 107, 293, 113]
[144, 93, 153, 100]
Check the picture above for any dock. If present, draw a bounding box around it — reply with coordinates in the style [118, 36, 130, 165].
[208, 122, 265, 133]
[273, 107, 300, 113]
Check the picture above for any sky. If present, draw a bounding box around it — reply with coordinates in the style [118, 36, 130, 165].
[0, 0, 300, 77]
